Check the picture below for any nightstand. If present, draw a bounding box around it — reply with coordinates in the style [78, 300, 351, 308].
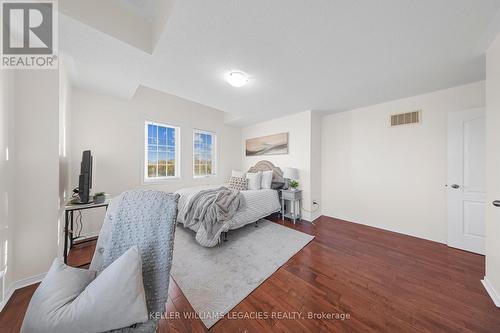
[280, 189, 302, 224]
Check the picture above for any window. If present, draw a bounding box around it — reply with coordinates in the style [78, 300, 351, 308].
[145, 121, 180, 180]
[193, 130, 216, 178]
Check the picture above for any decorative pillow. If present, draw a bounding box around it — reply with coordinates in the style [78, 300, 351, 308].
[231, 170, 245, 178]
[229, 176, 248, 190]
[20, 259, 96, 333]
[246, 171, 262, 190]
[261, 170, 273, 189]
[21, 246, 148, 333]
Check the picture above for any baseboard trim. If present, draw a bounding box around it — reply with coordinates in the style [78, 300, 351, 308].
[0, 287, 14, 313]
[271, 212, 314, 224]
[481, 276, 500, 307]
[0, 272, 46, 312]
[322, 213, 446, 245]
[310, 215, 323, 224]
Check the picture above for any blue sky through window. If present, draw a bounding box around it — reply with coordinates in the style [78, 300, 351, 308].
[194, 131, 215, 177]
[147, 123, 177, 178]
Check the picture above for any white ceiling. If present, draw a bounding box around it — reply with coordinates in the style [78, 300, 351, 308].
[60, 0, 500, 126]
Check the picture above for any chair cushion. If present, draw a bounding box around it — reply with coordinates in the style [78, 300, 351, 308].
[21, 246, 148, 333]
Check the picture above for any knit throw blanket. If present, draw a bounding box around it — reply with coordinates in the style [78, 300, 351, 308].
[101, 190, 179, 332]
[181, 186, 243, 241]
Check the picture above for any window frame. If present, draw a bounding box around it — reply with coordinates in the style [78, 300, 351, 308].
[192, 129, 217, 179]
[144, 121, 181, 182]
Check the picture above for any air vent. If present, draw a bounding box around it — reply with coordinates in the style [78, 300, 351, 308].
[390, 110, 421, 127]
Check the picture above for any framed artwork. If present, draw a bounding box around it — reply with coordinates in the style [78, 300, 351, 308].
[245, 132, 289, 156]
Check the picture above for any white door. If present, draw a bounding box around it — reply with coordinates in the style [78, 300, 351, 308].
[447, 108, 486, 254]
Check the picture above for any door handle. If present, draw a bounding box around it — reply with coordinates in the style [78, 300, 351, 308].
[493, 201, 500, 207]
[450, 184, 460, 189]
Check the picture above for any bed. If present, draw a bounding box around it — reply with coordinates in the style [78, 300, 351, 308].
[175, 161, 283, 247]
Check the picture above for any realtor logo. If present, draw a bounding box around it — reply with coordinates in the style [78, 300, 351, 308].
[1, 0, 58, 69]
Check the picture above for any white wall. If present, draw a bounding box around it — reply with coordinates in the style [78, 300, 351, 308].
[310, 112, 322, 221]
[12, 71, 60, 281]
[0, 70, 16, 306]
[70, 86, 241, 234]
[485, 32, 500, 303]
[321, 81, 485, 243]
[58, 66, 72, 255]
[0, 70, 63, 309]
[241, 111, 321, 221]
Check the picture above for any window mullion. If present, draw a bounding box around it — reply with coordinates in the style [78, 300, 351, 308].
[156, 127, 159, 178]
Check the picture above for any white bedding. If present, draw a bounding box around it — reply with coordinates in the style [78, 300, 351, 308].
[175, 185, 281, 247]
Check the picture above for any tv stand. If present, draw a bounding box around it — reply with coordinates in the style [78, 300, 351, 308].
[63, 199, 110, 264]
[69, 198, 94, 205]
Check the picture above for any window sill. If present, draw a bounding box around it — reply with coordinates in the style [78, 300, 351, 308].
[143, 177, 181, 184]
[193, 175, 217, 179]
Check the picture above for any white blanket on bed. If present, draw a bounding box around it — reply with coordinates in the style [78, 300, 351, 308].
[176, 185, 281, 247]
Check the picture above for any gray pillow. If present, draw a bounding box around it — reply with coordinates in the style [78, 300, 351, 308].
[20, 258, 96, 333]
[21, 246, 148, 333]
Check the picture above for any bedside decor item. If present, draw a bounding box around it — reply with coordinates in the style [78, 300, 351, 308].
[283, 167, 299, 189]
[245, 132, 288, 156]
[288, 180, 299, 190]
[93, 192, 106, 204]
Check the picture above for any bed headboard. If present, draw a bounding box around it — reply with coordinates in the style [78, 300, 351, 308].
[247, 160, 284, 185]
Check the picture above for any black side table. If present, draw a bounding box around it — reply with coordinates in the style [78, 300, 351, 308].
[63, 200, 110, 264]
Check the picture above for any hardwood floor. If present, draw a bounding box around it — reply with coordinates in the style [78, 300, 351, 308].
[1, 215, 499, 332]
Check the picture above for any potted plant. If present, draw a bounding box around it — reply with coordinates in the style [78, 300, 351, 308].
[288, 180, 299, 191]
[93, 192, 106, 204]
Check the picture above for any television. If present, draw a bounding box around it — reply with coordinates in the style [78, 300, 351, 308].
[78, 150, 93, 203]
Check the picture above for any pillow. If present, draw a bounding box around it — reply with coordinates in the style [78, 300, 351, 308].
[229, 176, 248, 190]
[261, 170, 273, 189]
[20, 259, 96, 333]
[21, 246, 148, 333]
[246, 171, 262, 190]
[231, 170, 245, 178]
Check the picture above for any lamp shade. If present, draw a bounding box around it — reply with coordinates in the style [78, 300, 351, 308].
[283, 167, 299, 180]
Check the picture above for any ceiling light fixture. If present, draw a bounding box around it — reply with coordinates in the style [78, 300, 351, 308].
[226, 71, 249, 87]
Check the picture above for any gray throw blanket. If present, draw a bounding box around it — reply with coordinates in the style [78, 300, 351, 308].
[182, 186, 243, 240]
[93, 190, 179, 332]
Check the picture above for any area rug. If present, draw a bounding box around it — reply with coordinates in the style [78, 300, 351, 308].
[170, 219, 314, 328]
